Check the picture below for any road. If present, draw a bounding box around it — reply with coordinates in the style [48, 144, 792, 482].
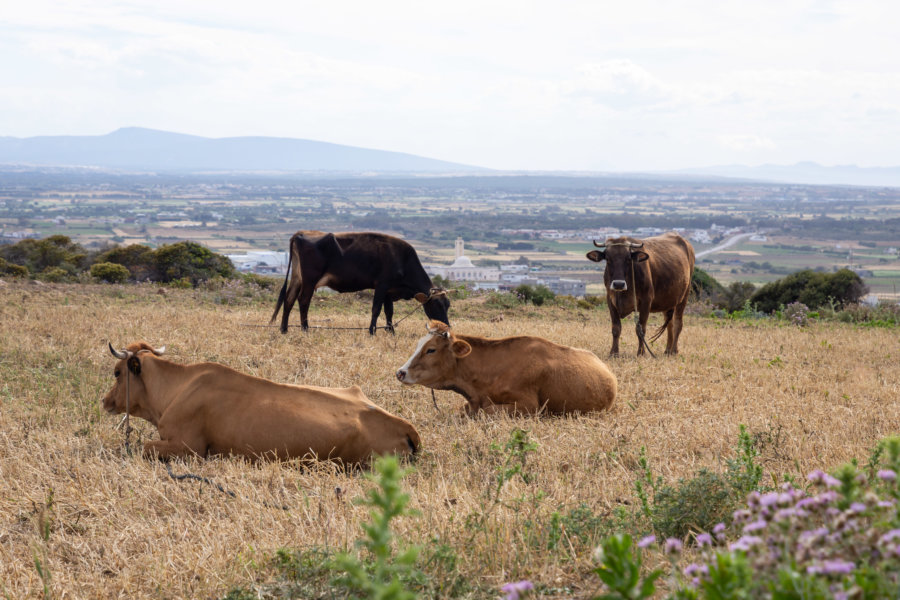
[695, 233, 755, 258]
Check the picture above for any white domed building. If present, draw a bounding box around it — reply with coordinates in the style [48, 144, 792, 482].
[428, 238, 501, 283]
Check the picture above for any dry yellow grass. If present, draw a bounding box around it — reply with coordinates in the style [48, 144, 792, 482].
[1, 280, 898, 598]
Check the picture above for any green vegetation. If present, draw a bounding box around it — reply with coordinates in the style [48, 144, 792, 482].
[589, 436, 900, 599]
[750, 268, 868, 313]
[0, 236, 235, 286]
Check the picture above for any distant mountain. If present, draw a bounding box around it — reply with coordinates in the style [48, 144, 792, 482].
[674, 162, 900, 188]
[0, 127, 482, 173]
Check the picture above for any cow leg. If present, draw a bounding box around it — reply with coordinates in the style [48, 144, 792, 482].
[143, 437, 207, 460]
[663, 308, 676, 355]
[635, 306, 651, 357]
[296, 284, 316, 331]
[369, 284, 389, 335]
[279, 269, 304, 334]
[383, 299, 395, 335]
[668, 299, 688, 355]
[608, 300, 622, 357]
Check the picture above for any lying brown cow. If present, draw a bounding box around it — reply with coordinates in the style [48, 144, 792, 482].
[103, 341, 420, 464]
[395, 322, 617, 416]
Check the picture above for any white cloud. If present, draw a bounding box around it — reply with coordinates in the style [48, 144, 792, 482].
[1, 0, 900, 170]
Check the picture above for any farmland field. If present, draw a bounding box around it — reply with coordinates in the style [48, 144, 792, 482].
[0, 280, 899, 598]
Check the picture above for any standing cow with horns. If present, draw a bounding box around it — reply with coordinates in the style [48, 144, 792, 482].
[586, 232, 695, 357]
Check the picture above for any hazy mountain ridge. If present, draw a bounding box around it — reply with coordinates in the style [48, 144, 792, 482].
[673, 162, 900, 188]
[0, 128, 480, 173]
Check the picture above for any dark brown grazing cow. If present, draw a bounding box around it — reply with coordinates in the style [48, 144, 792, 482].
[395, 321, 617, 416]
[270, 231, 450, 335]
[103, 341, 420, 464]
[586, 232, 695, 356]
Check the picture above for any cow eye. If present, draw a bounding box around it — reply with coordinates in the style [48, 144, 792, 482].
[114, 369, 121, 378]
[425, 348, 436, 354]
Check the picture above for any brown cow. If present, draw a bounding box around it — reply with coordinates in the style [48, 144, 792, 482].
[395, 321, 616, 416]
[102, 341, 420, 464]
[586, 232, 695, 357]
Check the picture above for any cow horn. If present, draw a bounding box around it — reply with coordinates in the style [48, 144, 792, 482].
[152, 346, 166, 356]
[629, 241, 644, 249]
[108, 342, 131, 360]
[592, 240, 606, 248]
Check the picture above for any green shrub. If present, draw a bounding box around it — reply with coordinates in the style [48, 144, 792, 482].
[515, 284, 555, 306]
[750, 268, 867, 313]
[0, 235, 87, 274]
[691, 267, 725, 301]
[38, 266, 70, 283]
[0, 257, 29, 278]
[716, 281, 756, 313]
[150, 241, 236, 285]
[90, 262, 131, 283]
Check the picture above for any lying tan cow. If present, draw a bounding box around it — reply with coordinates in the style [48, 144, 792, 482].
[396, 322, 617, 416]
[103, 341, 420, 464]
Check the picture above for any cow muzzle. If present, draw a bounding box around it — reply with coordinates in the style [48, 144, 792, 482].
[610, 279, 628, 292]
[396, 369, 407, 382]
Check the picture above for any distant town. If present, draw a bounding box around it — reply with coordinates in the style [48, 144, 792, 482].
[2, 169, 899, 300]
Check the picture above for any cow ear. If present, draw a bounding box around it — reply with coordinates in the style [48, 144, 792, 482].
[633, 251, 649, 262]
[586, 250, 605, 262]
[414, 292, 428, 303]
[451, 340, 472, 358]
[127, 355, 141, 375]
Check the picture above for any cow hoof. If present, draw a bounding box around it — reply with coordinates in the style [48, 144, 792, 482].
[386, 324, 395, 335]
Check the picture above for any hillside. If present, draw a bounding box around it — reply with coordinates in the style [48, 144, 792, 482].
[0, 127, 481, 173]
[1, 281, 898, 598]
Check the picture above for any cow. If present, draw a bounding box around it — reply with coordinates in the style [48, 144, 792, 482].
[270, 231, 450, 335]
[102, 341, 420, 464]
[586, 232, 695, 357]
[395, 321, 617, 416]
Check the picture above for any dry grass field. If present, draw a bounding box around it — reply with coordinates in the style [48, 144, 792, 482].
[1, 280, 898, 599]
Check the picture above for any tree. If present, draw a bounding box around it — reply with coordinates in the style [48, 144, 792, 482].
[150, 241, 236, 285]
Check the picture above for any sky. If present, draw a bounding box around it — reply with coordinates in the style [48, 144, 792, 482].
[2, 0, 899, 172]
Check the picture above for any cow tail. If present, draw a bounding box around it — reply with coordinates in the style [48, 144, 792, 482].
[269, 237, 295, 324]
[648, 313, 673, 343]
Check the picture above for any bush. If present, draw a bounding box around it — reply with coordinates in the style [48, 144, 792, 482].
[751, 269, 867, 313]
[691, 268, 725, 301]
[0, 257, 29, 278]
[0, 235, 87, 274]
[715, 281, 756, 313]
[90, 262, 131, 284]
[150, 241, 236, 285]
[38, 266, 69, 283]
[514, 284, 555, 306]
[94, 244, 154, 280]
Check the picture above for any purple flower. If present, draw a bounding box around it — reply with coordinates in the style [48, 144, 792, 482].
[713, 523, 726, 534]
[847, 502, 867, 514]
[637, 535, 656, 548]
[743, 519, 767, 533]
[760, 492, 780, 507]
[878, 499, 897, 508]
[823, 473, 841, 488]
[683, 563, 709, 577]
[808, 559, 854, 575]
[696, 532, 713, 546]
[732, 509, 752, 523]
[664, 538, 683, 555]
[729, 535, 763, 552]
[808, 469, 827, 483]
[501, 580, 534, 600]
[879, 530, 900, 545]
[878, 469, 897, 481]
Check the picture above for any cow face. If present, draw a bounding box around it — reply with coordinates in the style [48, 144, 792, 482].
[396, 321, 470, 386]
[101, 342, 163, 419]
[587, 239, 648, 293]
[415, 289, 451, 326]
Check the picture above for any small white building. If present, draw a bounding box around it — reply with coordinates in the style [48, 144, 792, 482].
[427, 238, 501, 282]
[226, 251, 289, 274]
